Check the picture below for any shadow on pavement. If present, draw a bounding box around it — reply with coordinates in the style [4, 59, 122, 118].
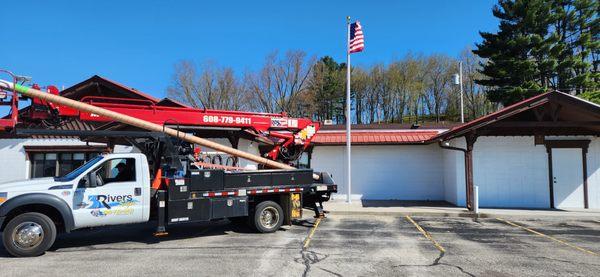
[360, 200, 454, 208]
[0, 218, 313, 257]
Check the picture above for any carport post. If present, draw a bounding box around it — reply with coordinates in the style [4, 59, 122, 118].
[465, 133, 477, 211]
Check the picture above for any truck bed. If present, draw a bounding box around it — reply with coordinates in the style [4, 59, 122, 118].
[158, 168, 336, 225]
[168, 168, 315, 200]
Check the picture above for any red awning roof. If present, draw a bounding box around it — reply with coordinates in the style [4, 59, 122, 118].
[312, 130, 441, 145]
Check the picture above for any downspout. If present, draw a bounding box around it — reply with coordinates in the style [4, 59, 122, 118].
[438, 139, 470, 210]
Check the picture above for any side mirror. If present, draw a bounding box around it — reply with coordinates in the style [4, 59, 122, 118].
[78, 178, 88, 188]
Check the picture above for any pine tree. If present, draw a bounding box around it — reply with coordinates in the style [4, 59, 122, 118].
[308, 56, 345, 123]
[569, 0, 599, 94]
[475, 0, 599, 105]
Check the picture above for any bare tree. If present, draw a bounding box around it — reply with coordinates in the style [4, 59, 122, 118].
[423, 55, 453, 122]
[167, 60, 202, 108]
[351, 67, 368, 124]
[245, 50, 315, 116]
[387, 54, 424, 123]
[459, 48, 495, 120]
[167, 61, 248, 110]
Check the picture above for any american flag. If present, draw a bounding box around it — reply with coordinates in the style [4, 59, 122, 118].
[349, 21, 364, 53]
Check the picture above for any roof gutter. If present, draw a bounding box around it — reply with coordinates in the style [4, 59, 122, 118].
[438, 139, 471, 210]
[437, 139, 466, 153]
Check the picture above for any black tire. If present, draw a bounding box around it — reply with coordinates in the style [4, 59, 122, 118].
[250, 201, 284, 233]
[2, 212, 57, 257]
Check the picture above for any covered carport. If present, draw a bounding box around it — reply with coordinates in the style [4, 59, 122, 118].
[435, 91, 600, 210]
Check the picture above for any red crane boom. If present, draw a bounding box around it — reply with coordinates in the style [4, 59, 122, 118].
[0, 75, 320, 164]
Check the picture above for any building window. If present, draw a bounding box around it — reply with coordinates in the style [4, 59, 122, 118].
[31, 152, 99, 178]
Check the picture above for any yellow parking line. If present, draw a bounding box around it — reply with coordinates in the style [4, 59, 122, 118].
[405, 215, 445, 253]
[303, 217, 322, 249]
[496, 218, 598, 256]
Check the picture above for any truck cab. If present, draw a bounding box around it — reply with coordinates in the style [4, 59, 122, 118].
[0, 153, 152, 256]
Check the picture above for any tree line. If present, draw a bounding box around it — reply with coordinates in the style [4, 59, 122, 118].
[167, 49, 493, 124]
[167, 0, 598, 124]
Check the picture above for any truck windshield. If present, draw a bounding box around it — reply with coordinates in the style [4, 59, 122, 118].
[54, 155, 104, 182]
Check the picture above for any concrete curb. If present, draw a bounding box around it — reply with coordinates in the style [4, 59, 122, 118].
[328, 210, 600, 220]
[329, 210, 477, 218]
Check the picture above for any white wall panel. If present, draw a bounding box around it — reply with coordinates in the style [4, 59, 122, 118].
[442, 138, 466, 206]
[586, 138, 600, 209]
[0, 138, 94, 183]
[311, 145, 445, 200]
[472, 137, 549, 208]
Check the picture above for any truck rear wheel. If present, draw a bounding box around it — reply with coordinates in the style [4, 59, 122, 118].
[250, 201, 284, 233]
[2, 212, 57, 257]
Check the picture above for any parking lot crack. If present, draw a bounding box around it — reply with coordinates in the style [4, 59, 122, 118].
[297, 249, 329, 277]
[392, 251, 475, 277]
[434, 252, 475, 277]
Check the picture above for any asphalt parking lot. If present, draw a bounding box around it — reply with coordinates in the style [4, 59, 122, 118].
[1, 213, 599, 276]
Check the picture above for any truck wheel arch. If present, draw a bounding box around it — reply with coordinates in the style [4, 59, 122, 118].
[0, 193, 75, 233]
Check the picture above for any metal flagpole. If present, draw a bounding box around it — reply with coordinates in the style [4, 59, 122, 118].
[346, 16, 352, 203]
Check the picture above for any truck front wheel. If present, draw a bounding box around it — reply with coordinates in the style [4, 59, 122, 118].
[251, 201, 284, 233]
[2, 212, 57, 257]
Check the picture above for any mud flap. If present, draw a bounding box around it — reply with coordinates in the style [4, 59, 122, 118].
[281, 192, 303, 225]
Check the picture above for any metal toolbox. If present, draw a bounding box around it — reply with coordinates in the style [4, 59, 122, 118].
[189, 169, 224, 191]
[211, 197, 248, 219]
[168, 177, 191, 200]
[223, 171, 272, 188]
[271, 169, 313, 186]
[167, 198, 211, 223]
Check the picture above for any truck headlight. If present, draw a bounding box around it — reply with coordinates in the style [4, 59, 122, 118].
[0, 192, 7, 205]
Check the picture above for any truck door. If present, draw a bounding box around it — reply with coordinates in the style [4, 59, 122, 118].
[72, 157, 145, 228]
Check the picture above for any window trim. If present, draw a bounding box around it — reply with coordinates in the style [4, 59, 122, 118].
[28, 151, 102, 179]
[24, 145, 109, 153]
[86, 157, 137, 187]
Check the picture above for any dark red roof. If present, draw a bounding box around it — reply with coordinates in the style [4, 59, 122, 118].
[94, 76, 160, 102]
[320, 123, 460, 131]
[156, 98, 191, 108]
[60, 75, 160, 103]
[312, 130, 441, 145]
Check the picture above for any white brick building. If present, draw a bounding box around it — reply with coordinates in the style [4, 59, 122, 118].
[311, 92, 600, 210]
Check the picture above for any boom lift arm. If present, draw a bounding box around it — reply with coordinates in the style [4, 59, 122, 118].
[0, 74, 319, 164]
[0, 77, 322, 181]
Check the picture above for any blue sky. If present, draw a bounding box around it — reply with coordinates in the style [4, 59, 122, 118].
[0, 0, 499, 99]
